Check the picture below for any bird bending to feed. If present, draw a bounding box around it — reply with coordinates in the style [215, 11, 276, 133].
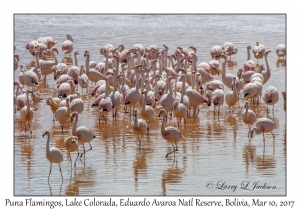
[71, 111, 96, 158]
[132, 108, 147, 148]
[64, 136, 79, 171]
[250, 118, 276, 147]
[43, 131, 63, 183]
[159, 109, 185, 158]
[242, 101, 257, 137]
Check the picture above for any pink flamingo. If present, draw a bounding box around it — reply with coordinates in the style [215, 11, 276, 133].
[71, 111, 96, 159]
[159, 76, 175, 117]
[44, 36, 57, 50]
[261, 50, 271, 85]
[78, 65, 89, 94]
[54, 97, 71, 134]
[64, 136, 79, 171]
[210, 45, 223, 60]
[70, 96, 84, 115]
[57, 79, 75, 98]
[250, 118, 276, 147]
[67, 51, 80, 85]
[39, 47, 59, 81]
[110, 56, 122, 120]
[18, 65, 26, 86]
[140, 90, 155, 132]
[172, 101, 187, 128]
[222, 42, 237, 60]
[14, 54, 19, 71]
[276, 44, 286, 60]
[98, 76, 113, 123]
[212, 89, 224, 115]
[62, 34, 73, 56]
[225, 77, 238, 113]
[84, 51, 105, 83]
[263, 86, 279, 112]
[252, 42, 266, 63]
[159, 109, 185, 158]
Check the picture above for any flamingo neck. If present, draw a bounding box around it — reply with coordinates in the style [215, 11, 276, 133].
[160, 112, 166, 133]
[247, 47, 251, 61]
[182, 78, 186, 95]
[222, 58, 227, 76]
[72, 114, 78, 135]
[168, 79, 173, 95]
[105, 55, 109, 72]
[74, 53, 78, 67]
[253, 127, 262, 135]
[134, 112, 138, 126]
[159, 56, 163, 75]
[135, 72, 140, 91]
[26, 93, 31, 113]
[85, 55, 90, 75]
[46, 133, 50, 153]
[52, 49, 58, 65]
[105, 78, 109, 97]
[264, 54, 270, 74]
[137, 53, 141, 65]
[191, 74, 195, 90]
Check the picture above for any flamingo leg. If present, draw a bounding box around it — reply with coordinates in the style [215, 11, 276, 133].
[48, 163, 52, 183]
[59, 163, 63, 183]
[165, 142, 176, 158]
[80, 142, 93, 158]
[74, 150, 80, 167]
[69, 152, 72, 175]
[80, 143, 85, 158]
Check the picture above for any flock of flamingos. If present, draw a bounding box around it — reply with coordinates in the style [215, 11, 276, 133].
[13, 34, 286, 182]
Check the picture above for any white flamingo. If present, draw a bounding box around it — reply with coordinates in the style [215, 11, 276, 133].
[159, 109, 185, 158]
[62, 34, 73, 56]
[242, 101, 257, 136]
[225, 77, 238, 112]
[276, 44, 286, 59]
[20, 90, 34, 135]
[71, 111, 96, 158]
[172, 101, 187, 128]
[43, 131, 63, 183]
[132, 108, 147, 148]
[140, 90, 155, 132]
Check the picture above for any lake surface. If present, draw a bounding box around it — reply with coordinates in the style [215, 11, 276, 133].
[14, 14, 286, 196]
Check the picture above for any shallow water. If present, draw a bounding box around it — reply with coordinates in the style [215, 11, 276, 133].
[14, 14, 286, 196]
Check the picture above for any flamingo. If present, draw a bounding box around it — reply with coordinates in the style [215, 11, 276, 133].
[64, 136, 79, 171]
[44, 36, 57, 50]
[110, 56, 122, 120]
[24, 67, 39, 90]
[26, 40, 39, 57]
[242, 101, 257, 137]
[263, 86, 279, 112]
[261, 50, 271, 85]
[252, 41, 266, 63]
[208, 59, 222, 76]
[132, 108, 147, 148]
[43, 131, 63, 183]
[186, 72, 209, 116]
[222, 42, 237, 60]
[71, 111, 96, 158]
[243, 45, 256, 72]
[206, 80, 224, 91]
[57, 79, 75, 98]
[19, 90, 34, 135]
[78, 65, 89, 94]
[225, 77, 238, 113]
[179, 74, 190, 114]
[62, 34, 73, 56]
[98, 76, 113, 123]
[67, 51, 80, 85]
[124, 66, 141, 115]
[221, 54, 240, 89]
[14, 54, 19, 71]
[282, 91, 286, 111]
[172, 101, 187, 128]
[243, 83, 258, 101]
[84, 51, 105, 83]
[159, 109, 185, 158]
[250, 118, 276, 147]
[160, 76, 175, 117]
[70, 97, 84, 115]
[211, 89, 224, 115]
[276, 44, 286, 59]
[140, 90, 155, 132]
[39, 47, 59, 80]
[46, 97, 61, 121]
[56, 74, 74, 88]
[54, 97, 71, 134]
[210, 45, 223, 60]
